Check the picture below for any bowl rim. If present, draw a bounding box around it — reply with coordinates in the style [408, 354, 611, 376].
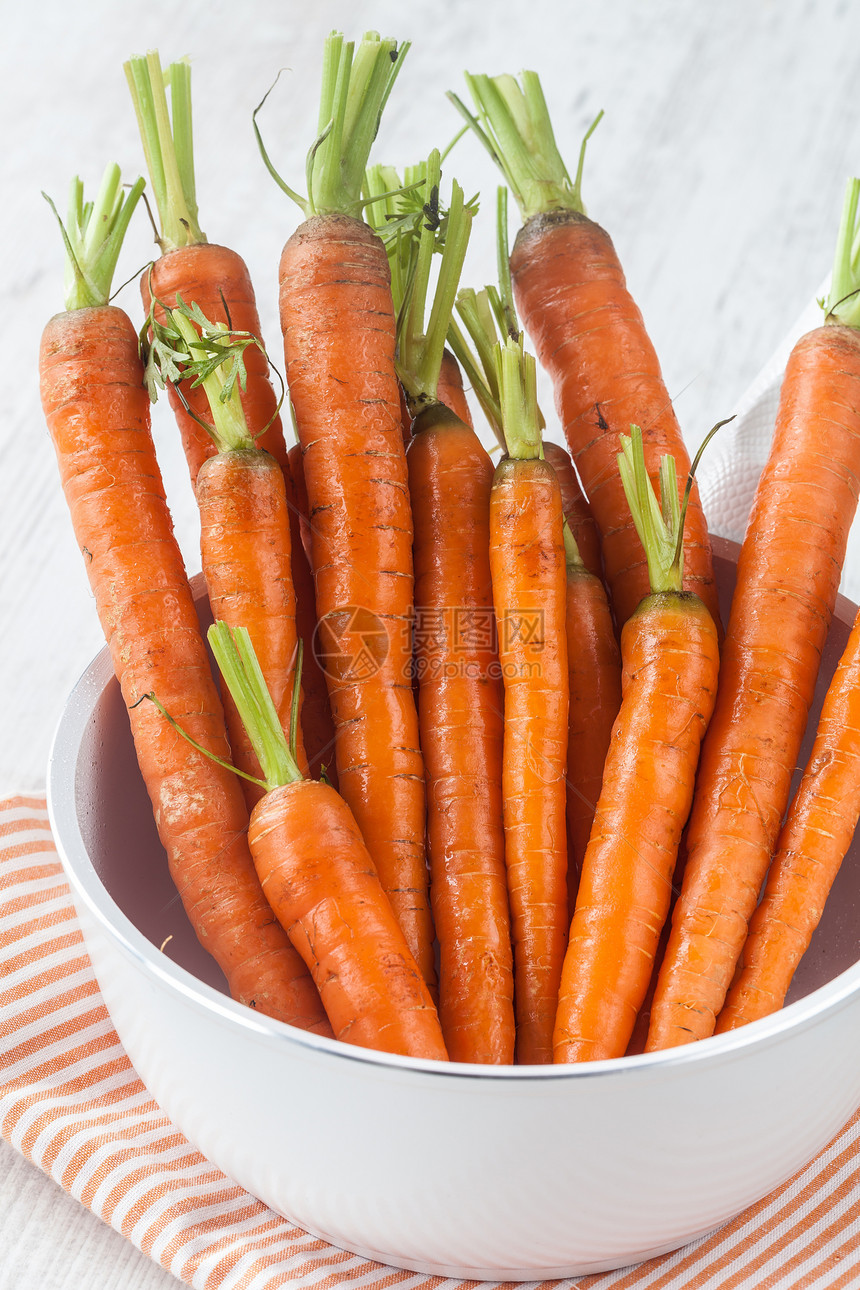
[47, 552, 860, 1084]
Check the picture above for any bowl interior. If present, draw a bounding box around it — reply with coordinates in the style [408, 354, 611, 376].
[68, 539, 860, 1014]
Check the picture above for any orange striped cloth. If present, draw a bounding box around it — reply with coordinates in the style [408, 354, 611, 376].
[2, 791, 860, 1289]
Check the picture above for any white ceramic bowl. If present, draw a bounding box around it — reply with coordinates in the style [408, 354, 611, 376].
[47, 537, 860, 1279]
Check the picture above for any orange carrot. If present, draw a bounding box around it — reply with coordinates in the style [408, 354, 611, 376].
[717, 605, 860, 1030]
[647, 180, 860, 1050]
[40, 168, 329, 1035]
[126, 52, 291, 488]
[453, 73, 720, 632]
[489, 335, 569, 1064]
[553, 429, 719, 1063]
[561, 523, 622, 918]
[436, 347, 474, 428]
[543, 440, 603, 583]
[286, 441, 339, 786]
[206, 624, 447, 1061]
[397, 157, 514, 1063]
[264, 33, 434, 987]
[147, 304, 307, 806]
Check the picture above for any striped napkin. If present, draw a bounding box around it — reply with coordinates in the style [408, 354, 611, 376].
[3, 791, 860, 1290]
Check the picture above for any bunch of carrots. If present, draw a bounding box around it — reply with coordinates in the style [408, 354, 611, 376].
[38, 34, 860, 1066]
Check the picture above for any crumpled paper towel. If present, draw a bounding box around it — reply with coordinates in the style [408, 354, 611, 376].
[697, 278, 860, 608]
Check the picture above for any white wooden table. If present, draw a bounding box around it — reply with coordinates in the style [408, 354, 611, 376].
[4, 1, 860, 1285]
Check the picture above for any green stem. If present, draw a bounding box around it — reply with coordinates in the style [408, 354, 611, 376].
[617, 426, 682, 595]
[44, 164, 145, 311]
[137, 693, 267, 790]
[260, 31, 409, 219]
[495, 334, 541, 460]
[208, 623, 302, 790]
[825, 176, 860, 328]
[562, 519, 586, 573]
[124, 50, 206, 251]
[452, 70, 601, 224]
[397, 153, 473, 407]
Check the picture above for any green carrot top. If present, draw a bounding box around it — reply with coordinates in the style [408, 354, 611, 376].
[618, 427, 684, 596]
[825, 176, 860, 329]
[44, 163, 145, 312]
[449, 70, 602, 224]
[143, 297, 279, 451]
[125, 51, 205, 252]
[255, 30, 409, 220]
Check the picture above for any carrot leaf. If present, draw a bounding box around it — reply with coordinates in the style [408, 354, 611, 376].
[125, 51, 206, 252]
[208, 623, 303, 790]
[825, 177, 860, 328]
[44, 164, 146, 312]
[451, 70, 602, 224]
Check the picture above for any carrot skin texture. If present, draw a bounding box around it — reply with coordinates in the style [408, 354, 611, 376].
[285, 442, 339, 787]
[408, 404, 515, 1064]
[648, 324, 860, 1050]
[197, 447, 307, 804]
[142, 243, 291, 486]
[717, 601, 860, 1030]
[554, 592, 719, 1063]
[436, 347, 474, 429]
[510, 212, 719, 630]
[39, 306, 330, 1035]
[249, 781, 448, 1060]
[490, 456, 569, 1064]
[543, 440, 603, 583]
[563, 563, 622, 918]
[278, 213, 433, 987]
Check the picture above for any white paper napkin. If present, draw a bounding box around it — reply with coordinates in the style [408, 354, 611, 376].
[697, 277, 860, 607]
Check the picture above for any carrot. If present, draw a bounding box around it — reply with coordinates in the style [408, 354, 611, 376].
[553, 428, 719, 1063]
[126, 52, 291, 488]
[395, 154, 514, 1063]
[260, 33, 435, 987]
[437, 347, 474, 427]
[286, 441, 339, 786]
[40, 167, 329, 1035]
[451, 73, 721, 632]
[487, 334, 569, 1064]
[204, 624, 447, 1061]
[543, 440, 603, 583]
[561, 522, 622, 918]
[647, 179, 860, 1050]
[147, 302, 307, 806]
[715, 599, 860, 1029]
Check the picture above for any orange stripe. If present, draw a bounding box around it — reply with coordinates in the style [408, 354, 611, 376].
[0, 816, 52, 839]
[176, 1214, 310, 1284]
[732, 1191, 860, 1289]
[0, 839, 63, 865]
[0, 863, 65, 895]
[0, 930, 84, 978]
[81, 1141, 206, 1211]
[37, 1106, 169, 1177]
[115, 1173, 245, 1236]
[59, 1116, 176, 1191]
[143, 1199, 270, 1261]
[0, 953, 92, 1009]
[0, 906, 81, 957]
[1, 1002, 110, 1072]
[823, 1250, 860, 1290]
[0, 796, 49, 813]
[607, 1124, 860, 1289]
[1, 882, 77, 922]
